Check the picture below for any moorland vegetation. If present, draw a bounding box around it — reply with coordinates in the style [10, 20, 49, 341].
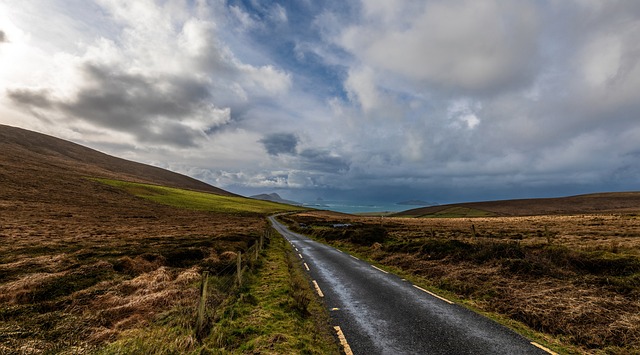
[281, 209, 640, 354]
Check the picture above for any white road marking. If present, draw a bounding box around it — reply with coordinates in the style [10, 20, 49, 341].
[303, 262, 310, 271]
[531, 342, 558, 355]
[334, 326, 354, 355]
[298, 253, 303, 259]
[413, 285, 454, 304]
[350, 255, 359, 260]
[312, 280, 324, 297]
[372, 265, 389, 274]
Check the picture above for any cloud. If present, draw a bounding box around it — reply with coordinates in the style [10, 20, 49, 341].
[3, 0, 290, 148]
[339, 0, 540, 94]
[8, 63, 230, 147]
[298, 148, 350, 174]
[0, 30, 6, 42]
[269, 4, 288, 24]
[570, 3, 640, 117]
[260, 133, 298, 155]
[7, 88, 53, 109]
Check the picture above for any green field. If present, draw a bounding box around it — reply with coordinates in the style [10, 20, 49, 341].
[95, 178, 306, 215]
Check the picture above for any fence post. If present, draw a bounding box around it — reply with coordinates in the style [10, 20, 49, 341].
[236, 251, 242, 286]
[260, 232, 265, 251]
[545, 225, 551, 244]
[471, 224, 477, 239]
[196, 271, 209, 340]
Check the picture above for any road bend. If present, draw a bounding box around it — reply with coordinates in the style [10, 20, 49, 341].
[269, 216, 550, 355]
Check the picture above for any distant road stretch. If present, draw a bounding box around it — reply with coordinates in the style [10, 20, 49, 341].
[269, 216, 552, 355]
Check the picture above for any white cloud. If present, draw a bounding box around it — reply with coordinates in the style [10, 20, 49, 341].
[269, 4, 288, 24]
[340, 0, 540, 93]
[3, 0, 291, 149]
[229, 5, 259, 31]
[345, 67, 379, 112]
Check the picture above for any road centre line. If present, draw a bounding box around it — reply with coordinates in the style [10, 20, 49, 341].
[413, 285, 454, 304]
[303, 262, 310, 271]
[312, 280, 324, 297]
[371, 265, 389, 274]
[531, 342, 558, 355]
[334, 326, 354, 355]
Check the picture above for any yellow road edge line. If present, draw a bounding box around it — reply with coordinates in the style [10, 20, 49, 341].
[531, 342, 558, 355]
[413, 285, 454, 304]
[334, 326, 354, 355]
[350, 255, 359, 260]
[372, 265, 389, 274]
[312, 280, 324, 297]
[303, 262, 310, 271]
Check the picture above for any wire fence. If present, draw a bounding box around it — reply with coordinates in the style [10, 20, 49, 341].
[195, 225, 274, 340]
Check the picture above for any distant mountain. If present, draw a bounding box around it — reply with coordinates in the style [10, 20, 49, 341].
[396, 200, 437, 206]
[250, 193, 301, 206]
[393, 192, 640, 217]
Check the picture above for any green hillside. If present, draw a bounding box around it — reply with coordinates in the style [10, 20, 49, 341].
[95, 178, 306, 215]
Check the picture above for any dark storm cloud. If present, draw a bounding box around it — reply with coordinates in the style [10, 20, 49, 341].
[298, 148, 350, 173]
[62, 64, 210, 128]
[7, 89, 53, 108]
[257, 134, 350, 174]
[260, 132, 298, 155]
[8, 63, 228, 147]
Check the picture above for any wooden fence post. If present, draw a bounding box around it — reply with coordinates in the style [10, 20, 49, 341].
[236, 251, 242, 286]
[471, 224, 477, 239]
[196, 271, 209, 340]
[545, 225, 551, 244]
[260, 232, 265, 251]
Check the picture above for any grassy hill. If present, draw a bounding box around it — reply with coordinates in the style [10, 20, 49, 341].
[394, 192, 640, 217]
[96, 178, 304, 215]
[0, 123, 232, 195]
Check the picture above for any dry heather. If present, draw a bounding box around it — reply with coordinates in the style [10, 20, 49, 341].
[284, 211, 640, 354]
[0, 124, 281, 353]
[0, 182, 265, 353]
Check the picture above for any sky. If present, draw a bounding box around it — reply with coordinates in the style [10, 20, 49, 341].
[1, 0, 640, 206]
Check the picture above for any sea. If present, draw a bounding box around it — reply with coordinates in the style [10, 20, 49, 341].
[301, 200, 414, 214]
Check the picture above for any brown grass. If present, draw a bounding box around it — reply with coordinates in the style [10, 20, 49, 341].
[0, 125, 268, 353]
[283, 211, 640, 354]
[0, 194, 265, 353]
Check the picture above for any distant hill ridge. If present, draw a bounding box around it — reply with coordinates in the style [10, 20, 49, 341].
[250, 192, 300, 206]
[394, 192, 640, 217]
[0, 124, 234, 196]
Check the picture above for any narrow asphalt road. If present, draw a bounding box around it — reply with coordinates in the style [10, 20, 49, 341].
[269, 216, 552, 355]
